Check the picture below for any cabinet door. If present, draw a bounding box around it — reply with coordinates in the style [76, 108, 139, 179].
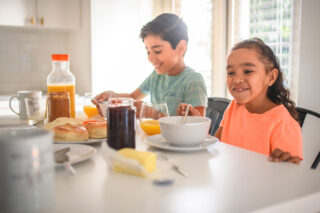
[0, 0, 36, 27]
[37, 0, 80, 29]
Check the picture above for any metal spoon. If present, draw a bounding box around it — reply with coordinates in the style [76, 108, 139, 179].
[182, 104, 191, 124]
[157, 153, 188, 177]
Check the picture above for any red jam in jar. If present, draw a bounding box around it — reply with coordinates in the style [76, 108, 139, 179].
[107, 98, 136, 150]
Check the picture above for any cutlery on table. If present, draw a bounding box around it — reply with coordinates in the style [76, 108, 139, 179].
[157, 153, 188, 177]
[54, 147, 76, 175]
[54, 147, 70, 155]
[311, 151, 320, 169]
[182, 104, 191, 124]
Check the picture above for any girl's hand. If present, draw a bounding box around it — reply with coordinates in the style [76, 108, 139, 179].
[177, 103, 201, 116]
[268, 148, 301, 164]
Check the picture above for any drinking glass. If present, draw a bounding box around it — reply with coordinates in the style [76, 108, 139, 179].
[83, 92, 99, 118]
[25, 97, 46, 125]
[140, 102, 169, 135]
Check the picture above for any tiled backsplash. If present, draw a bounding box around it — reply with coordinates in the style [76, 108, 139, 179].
[0, 27, 69, 95]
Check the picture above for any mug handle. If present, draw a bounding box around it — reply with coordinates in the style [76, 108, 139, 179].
[9, 96, 20, 116]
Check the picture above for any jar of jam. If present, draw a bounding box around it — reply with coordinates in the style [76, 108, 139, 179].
[107, 98, 136, 150]
[47, 92, 70, 122]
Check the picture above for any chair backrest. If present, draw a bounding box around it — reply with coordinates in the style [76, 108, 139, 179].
[296, 107, 320, 127]
[206, 97, 231, 135]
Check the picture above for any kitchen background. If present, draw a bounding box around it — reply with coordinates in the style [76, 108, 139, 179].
[0, 0, 319, 114]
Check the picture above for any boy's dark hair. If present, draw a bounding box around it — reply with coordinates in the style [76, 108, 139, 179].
[140, 13, 188, 49]
[232, 38, 298, 121]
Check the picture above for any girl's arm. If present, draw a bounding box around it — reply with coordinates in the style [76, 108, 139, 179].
[214, 126, 223, 140]
[268, 148, 301, 164]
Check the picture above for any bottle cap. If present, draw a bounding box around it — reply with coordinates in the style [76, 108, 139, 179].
[52, 54, 69, 61]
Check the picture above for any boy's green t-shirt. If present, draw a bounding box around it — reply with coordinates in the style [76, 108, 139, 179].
[138, 67, 207, 116]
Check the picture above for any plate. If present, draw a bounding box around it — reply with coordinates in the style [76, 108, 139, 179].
[53, 144, 97, 166]
[145, 134, 219, 152]
[54, 138, 106, 144]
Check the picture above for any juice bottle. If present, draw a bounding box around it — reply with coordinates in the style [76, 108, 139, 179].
[47, 54, 76, 118]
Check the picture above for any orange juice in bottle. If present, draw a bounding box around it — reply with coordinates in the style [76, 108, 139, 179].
[47, 54, 76, 118]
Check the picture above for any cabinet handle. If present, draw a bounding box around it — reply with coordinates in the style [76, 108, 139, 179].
[40, 17, 44, 26]
[30, 16, 35, 25]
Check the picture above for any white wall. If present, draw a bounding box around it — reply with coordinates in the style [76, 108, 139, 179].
[0, 27, 69, 94]
[0, 0, 91, 95]
[90, 0, 153, 96]
[69, 0, 92, 95]
[298, 0, 320, 112]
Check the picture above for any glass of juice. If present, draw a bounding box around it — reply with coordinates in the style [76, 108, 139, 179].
[140, 102, 169, 135]
[83, 92, 99, 118]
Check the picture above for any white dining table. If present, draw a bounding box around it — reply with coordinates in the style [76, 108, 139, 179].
[1, 108, 320, 213]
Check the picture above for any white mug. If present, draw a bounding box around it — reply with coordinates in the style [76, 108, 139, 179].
[0, 128, 54, 212]
[9, 91, 42, 120]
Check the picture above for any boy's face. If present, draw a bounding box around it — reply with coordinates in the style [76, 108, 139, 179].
[226, 48, 273, 107]
[144, 35, 183, 75]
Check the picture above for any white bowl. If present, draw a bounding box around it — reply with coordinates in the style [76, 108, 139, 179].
[159, 116, 211, 146]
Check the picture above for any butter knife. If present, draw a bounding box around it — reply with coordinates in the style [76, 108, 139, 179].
[54, 148, 76, 175]
[157, 153, 188, 177]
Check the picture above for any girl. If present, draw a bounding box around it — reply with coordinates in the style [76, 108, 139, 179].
[179, 38, 302, 164]
[93, 13, 207, 116]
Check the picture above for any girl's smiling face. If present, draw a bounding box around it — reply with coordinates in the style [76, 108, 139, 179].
[226, 48, 276, 108]
[144, 35, 185, 76]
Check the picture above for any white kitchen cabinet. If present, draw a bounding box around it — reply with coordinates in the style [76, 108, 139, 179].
[0, 0, 80, 29]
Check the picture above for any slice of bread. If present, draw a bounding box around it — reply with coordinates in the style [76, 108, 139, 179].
[44, 117, 84, 130]
[53, 124, 89, 142]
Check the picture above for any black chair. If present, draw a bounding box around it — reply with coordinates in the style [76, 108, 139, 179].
[296, 107, 320, 127]
[206, 97, 231, 136]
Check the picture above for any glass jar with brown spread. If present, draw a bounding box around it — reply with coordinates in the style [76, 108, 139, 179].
[47, 92, 70, 122]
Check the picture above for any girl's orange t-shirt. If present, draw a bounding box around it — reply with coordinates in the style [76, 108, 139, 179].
[220, 100, 303, 159]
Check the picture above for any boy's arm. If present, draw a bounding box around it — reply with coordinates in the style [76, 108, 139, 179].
[129, 88, 146, 100]
[194, 106, 205, 116]
[177, 103, 203, 116]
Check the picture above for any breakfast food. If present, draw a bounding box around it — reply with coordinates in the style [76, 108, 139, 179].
[83, 120, 107, 139]
[53, 124, 89, 142]
[113, 148, 157, 177]
[44, 117, 107, 142]
[44, 117, 83, 130]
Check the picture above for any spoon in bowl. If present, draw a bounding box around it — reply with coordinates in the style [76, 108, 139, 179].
[182, 104, 191, 124]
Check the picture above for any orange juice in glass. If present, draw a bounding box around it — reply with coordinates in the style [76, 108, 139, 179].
[139, 102, 168, 135]
[47, 84, 75, 118]
[82, 92, 99, 118]
[140, 119, 161, 135]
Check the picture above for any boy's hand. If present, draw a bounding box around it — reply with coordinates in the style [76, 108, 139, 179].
[268, 148, 301, 164]
[92, 91, 114, 105]
[91, 91, 114, 116]
[134, 100, 143, 118]
[177, 103, 201, 116]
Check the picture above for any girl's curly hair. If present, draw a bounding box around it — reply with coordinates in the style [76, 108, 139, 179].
[232, 38, 298, 121]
